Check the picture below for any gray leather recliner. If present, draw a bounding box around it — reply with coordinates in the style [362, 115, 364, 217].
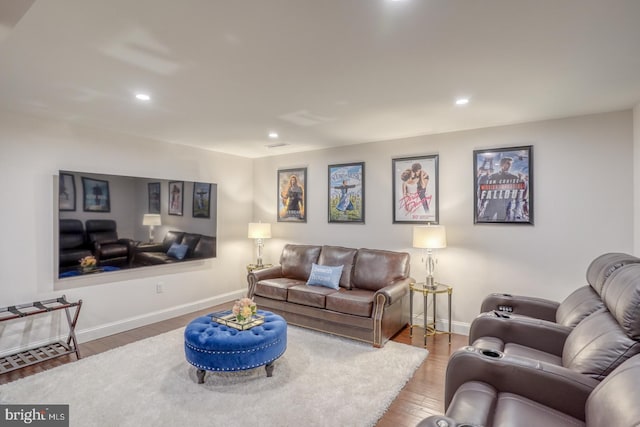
[417, 353, 640, 427]
[470, 253, 639, 346]
[464, 263, 640, 381]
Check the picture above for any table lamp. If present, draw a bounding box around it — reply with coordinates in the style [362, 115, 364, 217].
[413, 224, 447, 288]
[248, 222, 271, 267]
[142, 214, 161, 243]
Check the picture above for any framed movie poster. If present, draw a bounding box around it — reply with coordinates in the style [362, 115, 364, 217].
[82, 177, 110, 212]
[59, 173, 76, 211]
[328, 162, 365, 223]
[474, 145, 533, 224]
[192, 182, 211, 218]
[148, 182, 161, 214]
[278, 168, 306, 222]
[168, 181, 184, 216]
[392, 155, 439, 224]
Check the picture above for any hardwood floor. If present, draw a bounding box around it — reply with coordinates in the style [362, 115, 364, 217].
[0, 304, 467, 426]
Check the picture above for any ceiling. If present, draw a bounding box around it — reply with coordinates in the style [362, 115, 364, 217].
[1, 0, 640, 159]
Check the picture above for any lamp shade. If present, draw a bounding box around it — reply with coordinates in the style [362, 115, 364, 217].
[413, 225, 447, 249]
[142, 214, 161, 226]
[248, 222, 271, 239]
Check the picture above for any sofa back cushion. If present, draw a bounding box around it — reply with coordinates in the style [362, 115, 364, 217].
[193, 236, 216, 258]
[280, 244, 322, 280]
[352, 248, 410, 291]
[318, 245, 357, 289]
[562, 264, 640, 380]
[86, 219, 119, 244]
[180, 233, 201, 258]
[162, 231, 185, 252]
[586, 252, 640, 295]
[59, 219, 85, 249]
[601, 264, 640, 339]
[562, 309, 640, 380]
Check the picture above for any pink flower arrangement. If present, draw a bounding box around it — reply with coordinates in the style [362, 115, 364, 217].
[232, 297, 257, 322]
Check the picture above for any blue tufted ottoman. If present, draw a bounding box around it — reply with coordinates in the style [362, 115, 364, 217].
[184, 310, 287, 384]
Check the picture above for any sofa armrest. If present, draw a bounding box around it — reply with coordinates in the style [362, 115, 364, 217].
[468, 311, 571, 356]
[374, 277, 411, 306]
[444, 347, 599, 420]
[480, 293, 560, 321]
[247, 265, 283, 297]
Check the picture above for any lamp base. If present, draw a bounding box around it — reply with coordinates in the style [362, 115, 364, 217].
[425, 276, 436, 289]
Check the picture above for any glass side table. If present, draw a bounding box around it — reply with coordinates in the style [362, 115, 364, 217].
[409, 282, 452, 347]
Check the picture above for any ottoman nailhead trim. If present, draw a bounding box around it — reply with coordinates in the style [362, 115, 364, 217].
[185, 337, 284, 355]
[187, 348, 286, 372]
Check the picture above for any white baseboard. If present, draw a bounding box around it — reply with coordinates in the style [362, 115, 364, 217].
[411, 314, 470, 337]
[77, 290, 244, 343]
[0, 290, 244, 358]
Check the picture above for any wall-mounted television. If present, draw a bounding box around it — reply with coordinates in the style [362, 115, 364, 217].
[56, 170, 217, 280]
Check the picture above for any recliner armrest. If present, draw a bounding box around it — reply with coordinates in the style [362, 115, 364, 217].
[468, 311, 572, 355]
[480, 293, 559, 321]
[444, 347, 599, 421]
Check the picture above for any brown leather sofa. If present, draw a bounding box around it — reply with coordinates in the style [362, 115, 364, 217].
[133, 230, 216, 265]
[477, 252, 639, 328]
[417, 352, 640, 427]
[247, 244, 412, 347]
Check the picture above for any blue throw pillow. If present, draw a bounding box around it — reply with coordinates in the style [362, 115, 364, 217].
[167, 243, 189, 260]
[306, 263, 343, 290]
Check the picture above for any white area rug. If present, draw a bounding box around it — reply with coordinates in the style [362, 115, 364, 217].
[0, 325, 427, 427]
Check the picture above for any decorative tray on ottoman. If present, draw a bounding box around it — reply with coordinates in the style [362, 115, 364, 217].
[211, 311, 265, 331]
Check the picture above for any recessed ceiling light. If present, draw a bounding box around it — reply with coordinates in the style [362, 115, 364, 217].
[455, 98, 469, 106]
[268, 132, 279, 139]
[135, 93, 151, 101]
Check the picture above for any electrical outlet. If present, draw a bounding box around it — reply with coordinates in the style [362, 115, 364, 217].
[156, 282, 164, 293]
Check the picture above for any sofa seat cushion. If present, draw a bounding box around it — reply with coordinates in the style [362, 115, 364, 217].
[493, 392, 584, 427]
[255, 278, 305, 301]
[504, 343, 563, 366]
[326, 289, 375, 317]
[136, 252, 178, 265]
[287, 284, 337, 308]
[60, 248, 93, 266]
[100, 244, 128, 258]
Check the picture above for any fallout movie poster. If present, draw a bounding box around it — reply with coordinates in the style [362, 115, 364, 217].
[474, 146, 533, 224]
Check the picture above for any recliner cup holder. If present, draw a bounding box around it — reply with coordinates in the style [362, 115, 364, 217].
[480, 349, 503, 358]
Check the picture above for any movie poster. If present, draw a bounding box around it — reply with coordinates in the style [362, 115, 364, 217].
[392, 155, 439, 224]
[474, 146, 533, 224]
[278, 168, 306, 222]
[328, 162, 364, 223]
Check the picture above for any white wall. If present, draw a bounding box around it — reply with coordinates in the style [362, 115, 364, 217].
[634, 103, 640, 255]
[253, 111, 634, 333]
[0, 109, 253, 354]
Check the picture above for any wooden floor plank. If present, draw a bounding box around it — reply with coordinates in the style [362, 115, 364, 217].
[0, 303, 467, 425]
